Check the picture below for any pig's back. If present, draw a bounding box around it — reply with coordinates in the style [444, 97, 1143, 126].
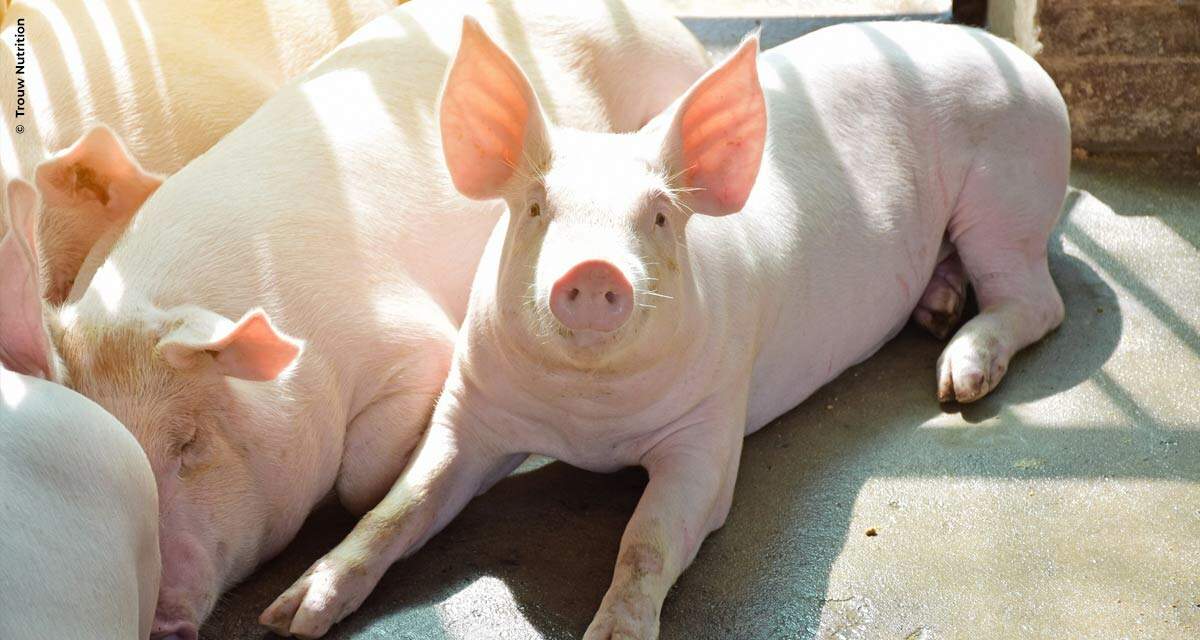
[101, 0, 707, 383]
[728, 22, 1064, 431]
[0, 0, 395, 184]
[112, 1, 618, 320]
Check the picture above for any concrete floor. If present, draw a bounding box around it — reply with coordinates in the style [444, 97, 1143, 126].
[202, 15, 1200, 640]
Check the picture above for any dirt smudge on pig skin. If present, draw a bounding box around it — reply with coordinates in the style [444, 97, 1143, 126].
[358, 489, 438, 559]
[619, 542, 664, 580]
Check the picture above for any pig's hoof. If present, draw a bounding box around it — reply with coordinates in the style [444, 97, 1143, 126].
[259, 556, 379, 639]
[936, 332, 1006, 403]
[912, 271, 968, 341]
[583, 586, 660, 640]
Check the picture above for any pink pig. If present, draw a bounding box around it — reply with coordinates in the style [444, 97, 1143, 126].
[275, 21, 1070, 639]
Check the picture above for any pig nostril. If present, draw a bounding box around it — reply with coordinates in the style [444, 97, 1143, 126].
[550, 260, 634, 332]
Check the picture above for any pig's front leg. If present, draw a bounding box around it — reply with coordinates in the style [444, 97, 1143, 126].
[260, 409, 522, 639]
[584, 413, 745, 640]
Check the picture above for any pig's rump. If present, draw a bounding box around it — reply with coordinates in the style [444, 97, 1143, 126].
[0, 370, 160, 640]
[735, 22, 1069, 431]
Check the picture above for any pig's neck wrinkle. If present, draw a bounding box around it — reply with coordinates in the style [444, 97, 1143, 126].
[501, 286, 705, 382]
[469, 294, 716, 429]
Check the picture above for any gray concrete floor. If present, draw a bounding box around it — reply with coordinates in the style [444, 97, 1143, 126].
[202, 16, 1200, 640]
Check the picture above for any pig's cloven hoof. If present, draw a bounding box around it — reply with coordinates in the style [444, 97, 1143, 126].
[259, 555, 381, 639]
[913, 304, 964, 342]
[912, 267, 968, 341]
[936, 331, 1007, 403]
[582, 585, 661, 640]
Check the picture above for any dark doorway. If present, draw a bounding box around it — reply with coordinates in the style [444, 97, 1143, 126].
[953, 0, 987, 26]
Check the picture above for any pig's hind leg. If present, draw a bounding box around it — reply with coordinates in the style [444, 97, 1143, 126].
[335, 339, 454, 515]
[912, 249, 969, 340]
[936, 134, 1068, 403]
[335, 390, 436, 515]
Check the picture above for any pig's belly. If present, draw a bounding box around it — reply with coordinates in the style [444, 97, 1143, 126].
[742, 238, 941, 434]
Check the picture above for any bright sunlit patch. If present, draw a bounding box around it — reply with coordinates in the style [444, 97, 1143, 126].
[300, 68, 390, 245]
[0, 368, 28, 409]
[80, 1, 133, 101]
[125, 0, 171, 111]
[91, 261, 125, 313]
[758, 63, 788, 93]
[436, 576, 538, 640]
[301, 69, 392, 146]
[28, 2, 95, 123]
[204, 316, 237, 342]
[274, 343, 304, 381]
[57, 302, 79, 330]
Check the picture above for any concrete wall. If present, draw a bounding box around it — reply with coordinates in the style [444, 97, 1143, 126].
[989, 0, 1200, 158]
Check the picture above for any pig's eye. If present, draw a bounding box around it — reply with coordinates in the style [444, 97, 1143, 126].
[529, 203, 541, 218]
[176, 428, 200, 459]
[655, 213, 666, 227]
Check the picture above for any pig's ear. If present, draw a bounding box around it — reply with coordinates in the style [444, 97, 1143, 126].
[36, 126, 162, 283]
[158, 308, 302, 382]
[439, 16, 551, 200]
[35, 125, 163, 217]
[0, 179, 54, 379]
[661, 36, 766, 216]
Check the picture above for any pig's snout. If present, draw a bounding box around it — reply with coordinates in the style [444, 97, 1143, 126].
[150, 618, 198, 640]
[550, 260, 633, 332]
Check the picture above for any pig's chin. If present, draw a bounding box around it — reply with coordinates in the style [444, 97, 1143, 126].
[550, 326, 633, 365]
[564, 328, 617, 350]
[515, 303, 637, 366]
